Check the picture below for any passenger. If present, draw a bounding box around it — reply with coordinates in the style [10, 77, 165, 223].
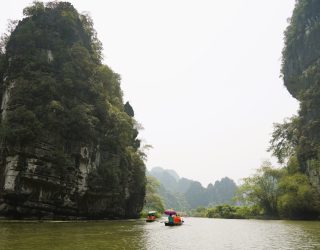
[174, 214, 181, 224]
[147, 214, 156, 221]
[168, 215, 174, 224]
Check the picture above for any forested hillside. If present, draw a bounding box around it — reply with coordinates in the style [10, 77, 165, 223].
[280, 0, 320, 187]
[0, 1, 146, 219]
[237, 0, 320, 219]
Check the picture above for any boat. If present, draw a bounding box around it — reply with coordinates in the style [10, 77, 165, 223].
[164, 209, 184, 226]
[146, 211, 157, 222]
[164, 221, 184, 226]
[146, 217, 156, 222]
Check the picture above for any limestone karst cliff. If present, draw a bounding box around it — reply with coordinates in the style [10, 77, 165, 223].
[281, 0, 320, 192]
[0, 1, 146, 219]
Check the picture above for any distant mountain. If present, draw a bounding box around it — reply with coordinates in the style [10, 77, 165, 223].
[150, 167, 178, 190]
[148, 167, 238, 210]
[176, 178, 192, 193]
[206, 177, 238, 206]
[184, 181, 207, 208]
[166, 169, 180, 181]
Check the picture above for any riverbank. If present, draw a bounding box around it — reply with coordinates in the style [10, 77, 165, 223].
[188, 205, 320, 220]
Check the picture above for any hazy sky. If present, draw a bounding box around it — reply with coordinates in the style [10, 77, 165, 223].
[1, 1, 298, 186]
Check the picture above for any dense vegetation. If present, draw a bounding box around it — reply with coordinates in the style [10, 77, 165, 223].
[188, 205, 260, 219]
[0, 1, 146, 218]
[142, 175, 165, 214]
[279, 0, 320, 183]
[236, 161, 319, 219]
[235, 0, 320, 220]
[195, 161, 319, 220]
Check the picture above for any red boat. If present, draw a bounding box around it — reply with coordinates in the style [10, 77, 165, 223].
[146, 211, 156, 222]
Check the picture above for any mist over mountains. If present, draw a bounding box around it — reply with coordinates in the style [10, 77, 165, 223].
[148, 167, 237, 210]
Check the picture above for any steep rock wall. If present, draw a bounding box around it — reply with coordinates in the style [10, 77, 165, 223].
[0, 1, 146, 219]
[282, 0, 320, 193]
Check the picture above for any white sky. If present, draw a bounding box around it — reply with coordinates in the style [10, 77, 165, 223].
[1, 1, 298, 186]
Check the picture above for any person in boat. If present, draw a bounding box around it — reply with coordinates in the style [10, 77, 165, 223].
[173, 214, 181, 224]
[149, 214, 156, 220]
[168, 214, 174, 224]
[146, 211, 156, 221]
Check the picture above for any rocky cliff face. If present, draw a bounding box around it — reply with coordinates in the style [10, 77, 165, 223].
[0, 1, 146, 219]
[282, 0, 320, 193]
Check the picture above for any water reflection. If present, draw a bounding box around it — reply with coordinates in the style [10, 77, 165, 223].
[0, 220, 147, 250]
[142, 218, 320, 250]
[0, 218, 319, 250]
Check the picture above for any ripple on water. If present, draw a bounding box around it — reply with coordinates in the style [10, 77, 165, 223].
[0, 218, 319, 250]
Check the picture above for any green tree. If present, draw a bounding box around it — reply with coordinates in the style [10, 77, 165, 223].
[268, 116, 299, 164]
[277, 173, 320, 219]
[238, 161, 284, 216]
[144, 175, 165, 213]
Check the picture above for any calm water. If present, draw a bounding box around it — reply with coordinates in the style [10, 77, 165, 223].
[0, 218, 319, 250]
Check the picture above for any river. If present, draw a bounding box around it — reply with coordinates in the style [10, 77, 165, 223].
[0, 217, 319, 249]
